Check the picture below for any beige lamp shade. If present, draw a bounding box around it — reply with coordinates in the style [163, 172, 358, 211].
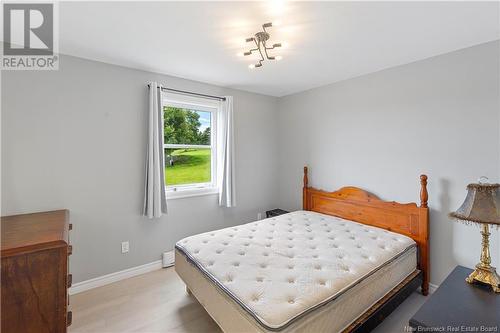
[450, 179, 500, 292]
[450, 182, 500, 226]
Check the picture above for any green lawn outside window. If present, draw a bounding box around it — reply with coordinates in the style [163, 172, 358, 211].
[165, 149, 211, 186]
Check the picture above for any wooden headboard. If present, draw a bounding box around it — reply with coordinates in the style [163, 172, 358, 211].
[302, 166, 430, 295]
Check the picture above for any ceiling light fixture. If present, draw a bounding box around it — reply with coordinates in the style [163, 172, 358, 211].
[241, 22, 283, 69]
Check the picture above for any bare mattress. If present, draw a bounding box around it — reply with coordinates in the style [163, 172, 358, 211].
[175, 210, 417, 332]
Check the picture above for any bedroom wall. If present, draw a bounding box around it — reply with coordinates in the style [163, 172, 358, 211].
[1, 55, 280, 283]
[276, 40, 500, 286]
[3, 42, 499, 288]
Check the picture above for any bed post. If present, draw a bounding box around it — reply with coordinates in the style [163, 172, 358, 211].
[303, 166, 309, 210]
[420, 175, 428, 208]
[419, 174, 430, 295]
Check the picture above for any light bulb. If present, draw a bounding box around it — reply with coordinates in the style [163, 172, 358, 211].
[275, 55, 283, 61]
[249, 64, 256, 69]
[237, 52, 244, 57]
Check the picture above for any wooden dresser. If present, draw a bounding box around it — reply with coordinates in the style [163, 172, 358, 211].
[1, 210, 72, 333]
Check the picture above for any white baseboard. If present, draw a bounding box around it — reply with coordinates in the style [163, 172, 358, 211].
[69, 259, 163, 295]
[429, 283, 438, 294]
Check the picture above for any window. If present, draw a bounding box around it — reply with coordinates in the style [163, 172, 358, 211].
[163, 94, 218, 197]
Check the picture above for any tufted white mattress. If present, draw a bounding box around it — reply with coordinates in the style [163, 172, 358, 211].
[175, 210, 417, 332]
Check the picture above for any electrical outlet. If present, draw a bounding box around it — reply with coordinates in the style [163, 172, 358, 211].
[121, 241, 129, 253]
[257, 213, 262, 220]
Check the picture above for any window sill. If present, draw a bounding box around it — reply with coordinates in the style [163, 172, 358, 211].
[166, 187, 219, 200]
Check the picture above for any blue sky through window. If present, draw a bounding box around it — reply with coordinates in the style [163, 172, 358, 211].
[197, 111, 211, 132]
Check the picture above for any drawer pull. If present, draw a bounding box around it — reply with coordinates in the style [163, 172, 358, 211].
[69, 223, 73, 231]
[67, 274, 72, 288]
[68, 245, 73, 256]
[67, 311, 72, 327]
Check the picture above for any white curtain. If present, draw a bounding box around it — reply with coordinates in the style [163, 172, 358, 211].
[217, 96, 236, 207]
[143, 82, 167, 218]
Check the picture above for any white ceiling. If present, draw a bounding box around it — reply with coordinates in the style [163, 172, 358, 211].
[59, 1, 499, 97]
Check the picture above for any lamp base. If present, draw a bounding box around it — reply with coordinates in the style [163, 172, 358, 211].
[466, 264, 500, 293]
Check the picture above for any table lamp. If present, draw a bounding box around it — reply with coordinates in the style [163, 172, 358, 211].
[450, 177, 500, 293]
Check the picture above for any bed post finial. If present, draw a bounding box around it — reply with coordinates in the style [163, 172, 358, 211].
[303, 166, 309, 188]
[420, 174, 428, 208]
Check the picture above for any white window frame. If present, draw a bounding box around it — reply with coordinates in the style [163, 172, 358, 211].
[163, 93, 219, 199]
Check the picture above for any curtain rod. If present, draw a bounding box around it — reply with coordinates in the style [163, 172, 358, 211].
[148, 84, 226, 101]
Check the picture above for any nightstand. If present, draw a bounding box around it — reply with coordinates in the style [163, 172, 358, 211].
[410, 266, 500, 331]
[265, 209, 289, 218]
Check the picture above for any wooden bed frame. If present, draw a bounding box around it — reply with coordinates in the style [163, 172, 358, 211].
[302, 166, 430, 332]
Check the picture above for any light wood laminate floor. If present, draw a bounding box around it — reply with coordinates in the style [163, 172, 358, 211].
[69, 267, 427, 333]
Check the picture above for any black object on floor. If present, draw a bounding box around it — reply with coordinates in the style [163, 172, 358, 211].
[265, 209, 289, 218]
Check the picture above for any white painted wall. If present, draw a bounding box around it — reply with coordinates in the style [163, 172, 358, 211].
[1, 55, 279, 283]
[276, 41, 500, 285]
